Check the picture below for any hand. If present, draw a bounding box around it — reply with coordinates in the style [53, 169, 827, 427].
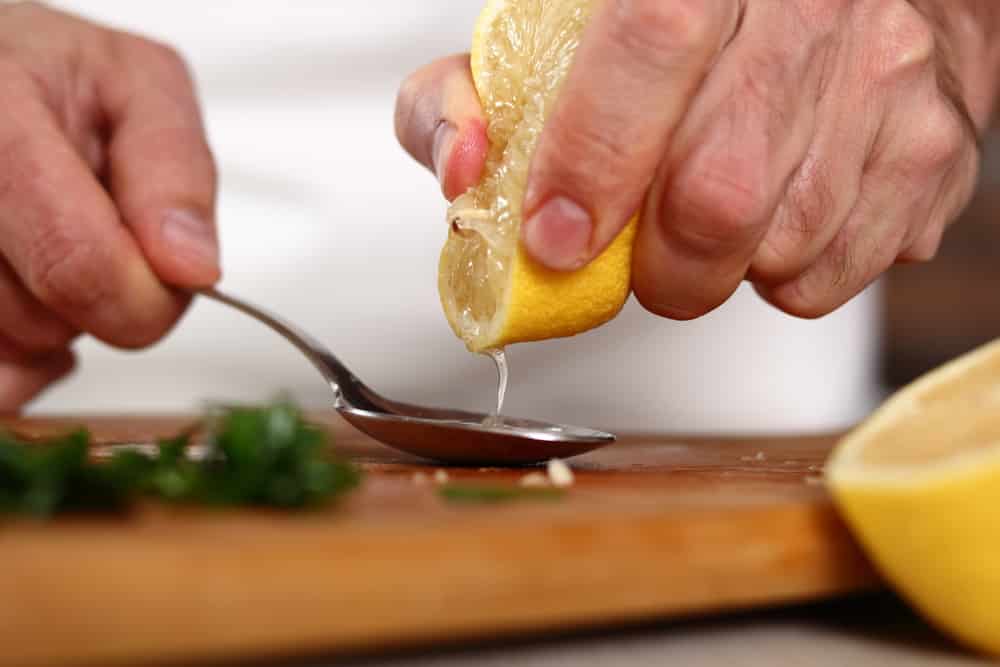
[0, 3, 219, 410]
[396, 0, 999, 319]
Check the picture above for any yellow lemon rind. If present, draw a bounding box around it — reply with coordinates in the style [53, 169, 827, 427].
[826, 338, 1000, 655]
[485, 218, 637, 352]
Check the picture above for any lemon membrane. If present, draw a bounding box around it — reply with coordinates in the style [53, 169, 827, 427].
[440, 0, 592, 346]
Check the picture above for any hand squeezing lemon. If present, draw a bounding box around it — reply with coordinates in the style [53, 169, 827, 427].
[438, 0, 636, 353]
[439, 0, 1000, 655]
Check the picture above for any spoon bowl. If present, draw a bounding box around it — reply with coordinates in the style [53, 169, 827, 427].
[338, 407, 612, 465]
[200, 288, 614, 465]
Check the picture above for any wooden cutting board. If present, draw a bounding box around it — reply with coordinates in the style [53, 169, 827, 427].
[0, 414, 878, 666]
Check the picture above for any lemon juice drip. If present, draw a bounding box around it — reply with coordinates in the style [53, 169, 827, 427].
[488, 348, 508, 416]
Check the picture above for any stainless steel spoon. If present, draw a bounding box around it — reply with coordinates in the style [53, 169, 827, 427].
[199, 288, 615, 465]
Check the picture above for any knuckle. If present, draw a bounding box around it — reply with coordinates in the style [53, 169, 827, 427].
[114, 33, 194, 86]
[768, 283, 830, 319]
[396, 68, 424, 111]
[782, 169, 836, 240]
[903, 105, 966, 174]
[753, 234, 807, 285]
[139, 38, 189, 73]
[26, 227, 109, 316]
[394, 70, 427, 144]
[899, 243, 938, 263]
[900, 224, 944, 263]
[539, 117, 635, 202]
[737, 49, 797, 128]
[867, 0, 935, 83]
[610, 0, 713, 65]
[774, 235, 854, 319]
[775, 218, 898, 318]
[754, 162, 837, 279]
[668, 165, 770, 254]
[394, 61, 445, 161]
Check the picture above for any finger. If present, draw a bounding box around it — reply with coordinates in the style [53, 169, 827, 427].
[632, 2, 819, 318]
[755, 0, 979, 313]
[897, 133, 979, 262]
[761, 189, 912, 318]
[0, 70, 187, 348]
[100, 34, 220, 288]
[395, 53, 488, 200]
[522, 0, 743, 270]
[748, 41, 879, 286]
[896, 222, 944, 264]
[0, 349, 75, 413]
[0, 259, 77, 353]
[765, 99, 975, 317]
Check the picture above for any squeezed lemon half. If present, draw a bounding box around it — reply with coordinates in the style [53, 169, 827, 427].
[439, 0, 637, 353]
[826, 338, 1000, 654]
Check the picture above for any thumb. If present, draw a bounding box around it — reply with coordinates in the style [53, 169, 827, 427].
[521, 0, 739, 271]
[395, 53, 488, 200]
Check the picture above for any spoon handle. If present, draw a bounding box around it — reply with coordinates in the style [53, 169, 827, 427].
[197, 287, 368, 409]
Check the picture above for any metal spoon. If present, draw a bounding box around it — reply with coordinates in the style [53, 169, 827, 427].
[198, 288, 615, 465]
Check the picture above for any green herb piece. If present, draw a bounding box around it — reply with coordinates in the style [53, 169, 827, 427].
[0, 429, 141, 516]
[178, 402, 361, 508]
[438, 483, 565, 504]
[0, 401, 360, 517]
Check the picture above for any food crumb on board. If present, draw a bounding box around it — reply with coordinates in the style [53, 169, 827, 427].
[547, 458, 574, 488]
[434, 469, 450, 484]
[754, 451, 766, 461]
[519, 472, 549, 488]
[804, 475, 824, 486]
[412, 472, 430, 485]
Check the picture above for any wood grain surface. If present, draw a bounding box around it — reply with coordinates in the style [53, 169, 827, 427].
[0, 414, 879, 666]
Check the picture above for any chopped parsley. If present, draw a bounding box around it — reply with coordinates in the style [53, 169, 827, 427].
[0, 402, 360, 517]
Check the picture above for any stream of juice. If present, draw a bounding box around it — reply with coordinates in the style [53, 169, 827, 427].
[487, 348, 508, 420]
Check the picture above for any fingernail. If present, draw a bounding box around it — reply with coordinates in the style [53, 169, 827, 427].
[161, 209, 219, 273]
[523, 197, 593, 270]
[432, 122, 457, 185]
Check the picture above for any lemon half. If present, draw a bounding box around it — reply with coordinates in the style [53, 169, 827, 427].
[439, 0, 637, 353]
[826, 338, 1000, 654]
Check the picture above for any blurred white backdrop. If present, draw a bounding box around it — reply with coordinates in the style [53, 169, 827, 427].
[33, 1, 882, 433]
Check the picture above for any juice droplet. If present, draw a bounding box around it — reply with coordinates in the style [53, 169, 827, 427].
[488, 347, 508, 417]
